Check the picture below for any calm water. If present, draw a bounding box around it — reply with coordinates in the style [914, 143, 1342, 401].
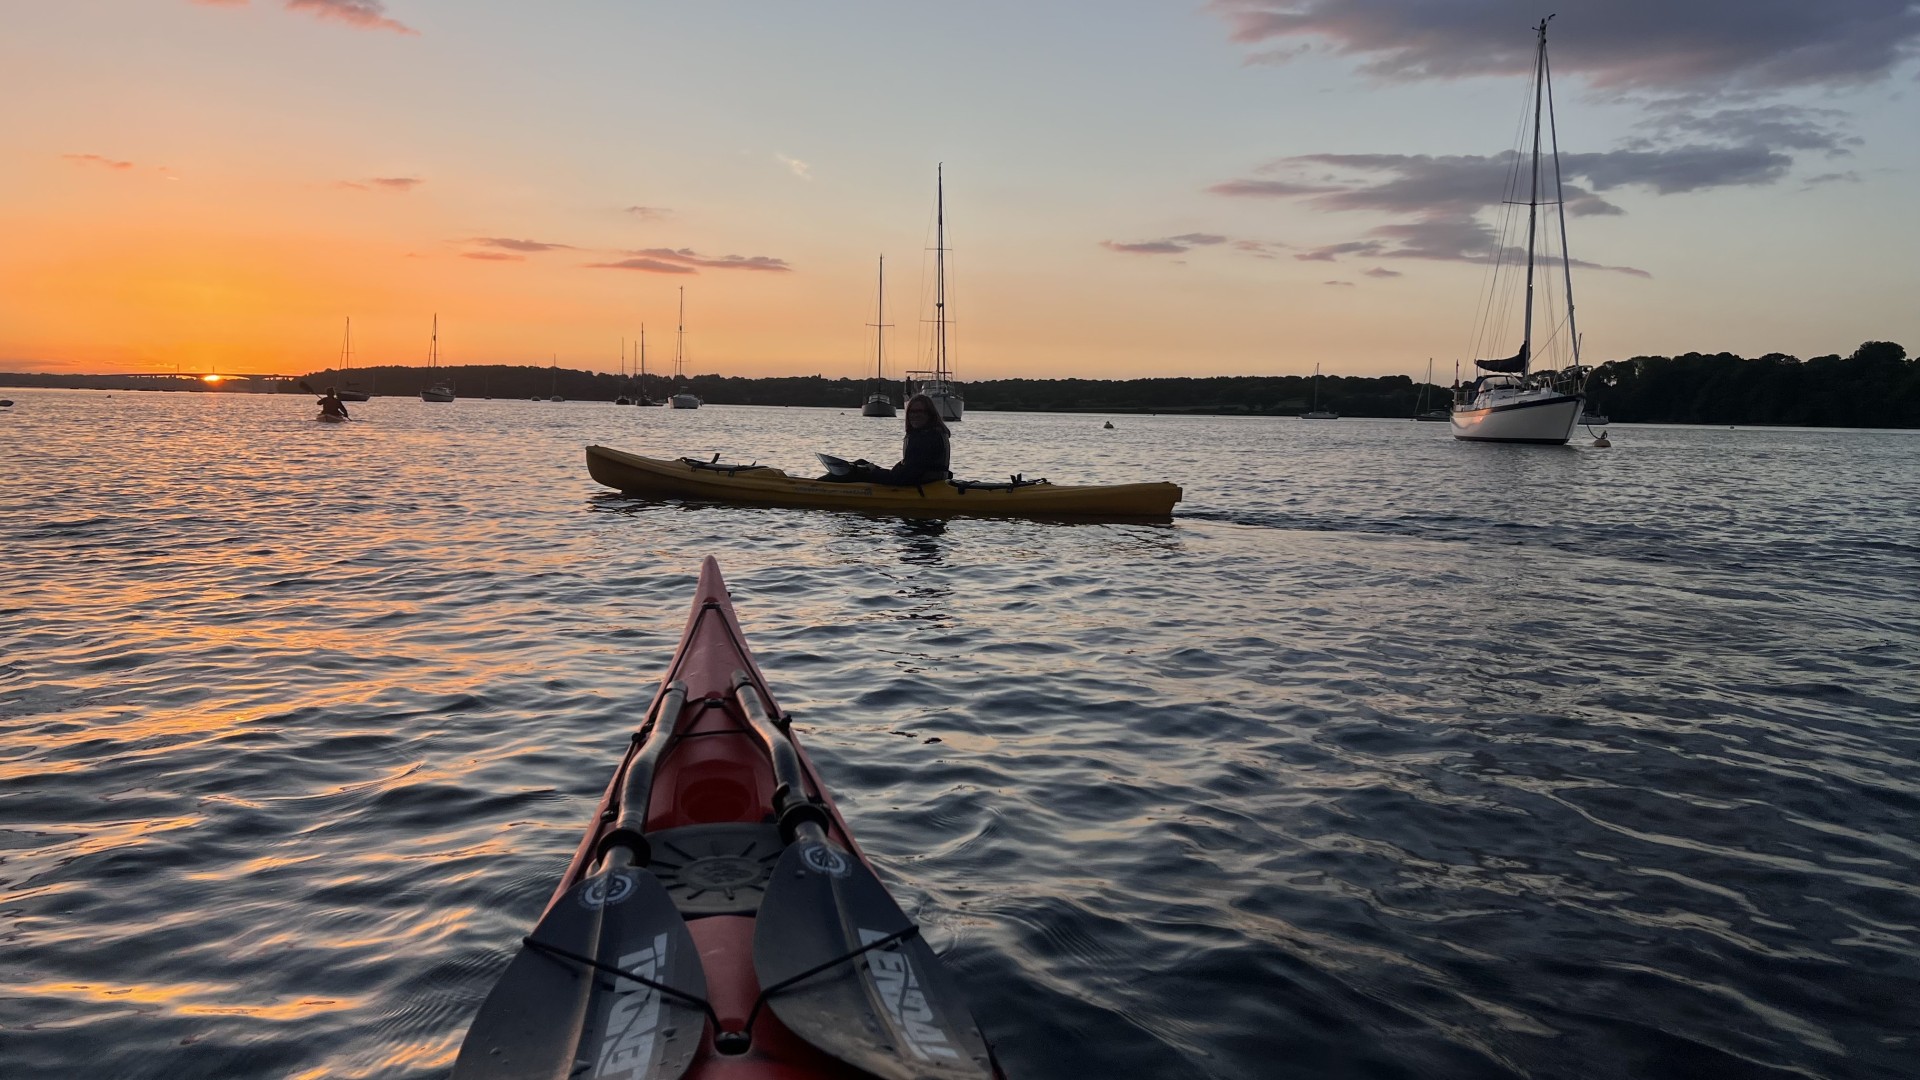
[2, 389, 1916, 1080]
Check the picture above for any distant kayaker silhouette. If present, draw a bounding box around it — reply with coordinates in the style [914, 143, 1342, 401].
[317, 387, 350, 420]
[820, 393, 950, 484]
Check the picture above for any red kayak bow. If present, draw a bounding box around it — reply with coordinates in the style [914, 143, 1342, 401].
[453, 557, 999, 1080]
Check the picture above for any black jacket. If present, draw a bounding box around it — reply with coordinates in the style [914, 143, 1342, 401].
[880, 426, 950, 485]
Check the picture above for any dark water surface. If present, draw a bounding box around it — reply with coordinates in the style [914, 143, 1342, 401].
[2, 389, 1916, 1079]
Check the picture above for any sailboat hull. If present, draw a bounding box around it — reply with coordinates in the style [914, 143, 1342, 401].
[909, 385, 962, 421]
[337, 390, 370, 402]
[861, 395, 896, 417]
[1450, 393, 1582, 444]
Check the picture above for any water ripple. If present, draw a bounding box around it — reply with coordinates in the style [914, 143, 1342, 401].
[1, 392, 1916, 1078]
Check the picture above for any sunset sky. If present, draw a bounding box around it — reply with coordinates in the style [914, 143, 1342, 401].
[2, 0, 1916, 380]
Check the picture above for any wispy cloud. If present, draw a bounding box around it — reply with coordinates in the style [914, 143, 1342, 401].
[1207, 146, 1805, 277]
[196, 1, 416, 34]
[1323, 280, 1355, 287]
[1103, 233, 1295, 262]
[589, 257, 698, 275]
[775, 153, 812, 180]
[1100, 233, 1229, 255]
[1232, 239, 1288, 259]
[462, 252, 525, 262]
[1363, 267, 1402, 278]
[624, 206, 673, 221]
[1206, 0, 1920, 94]
[285, 0, 415, 35]
[587, 248, 793, 274]
[63, 153, 135, 171]
[338, 176, 423, 192]
[471, 237, 574, 253]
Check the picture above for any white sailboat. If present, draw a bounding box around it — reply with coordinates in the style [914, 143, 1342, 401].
[1301, 363, 1339, 419]
[337, 317, 370, 401]
[1451, 17, 1586, 444]
[903, 164, 964, 422]
[420, 314, 454, 402]
[861, 255, 897, 417]
[670, 286, 701, 409]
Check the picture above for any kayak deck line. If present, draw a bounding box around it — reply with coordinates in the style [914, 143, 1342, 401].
[587, 443, 1181, 521]
[452, 557, 1001, 1080]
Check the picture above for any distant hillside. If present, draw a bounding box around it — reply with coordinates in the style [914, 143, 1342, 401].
[3, 340, 1912, 427]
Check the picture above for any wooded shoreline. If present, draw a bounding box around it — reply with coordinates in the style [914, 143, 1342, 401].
[5, 341, 1912, 428]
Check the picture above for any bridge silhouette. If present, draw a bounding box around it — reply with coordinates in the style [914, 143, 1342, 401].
[123, 372, 303, 381]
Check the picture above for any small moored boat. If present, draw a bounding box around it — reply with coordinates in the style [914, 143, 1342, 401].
[587, 445, 1181, 520]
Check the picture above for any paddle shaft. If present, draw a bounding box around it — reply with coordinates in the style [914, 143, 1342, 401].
[595, 680, 688, 868]
[732, 671, 830, 841]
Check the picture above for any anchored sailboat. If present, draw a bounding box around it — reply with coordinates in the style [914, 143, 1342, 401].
[420, 315, 454, 402]
[337, 317, 370, 401]
[1415, 358, 1448, 420]
[638, 325, 660, 405]
[670, 287, 701, 409]
[903, 164, 964, 422]
[1451, 17, 1587, 444]
[1301, 364, 1339, 419]
[861, 255, 897, 417]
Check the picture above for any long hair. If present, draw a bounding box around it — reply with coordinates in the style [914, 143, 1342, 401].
[902, 393, 951, 452]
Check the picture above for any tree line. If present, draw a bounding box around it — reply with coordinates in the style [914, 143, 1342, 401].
[3, 341, 1911, 427]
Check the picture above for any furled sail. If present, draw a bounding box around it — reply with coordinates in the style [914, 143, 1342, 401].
[1475, 342, 1528, 373]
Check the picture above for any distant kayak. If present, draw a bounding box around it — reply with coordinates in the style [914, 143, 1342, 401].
[451, 556, 1001, 1079]
[315, 412, 348, 423]
[587, 444, 1182, 520]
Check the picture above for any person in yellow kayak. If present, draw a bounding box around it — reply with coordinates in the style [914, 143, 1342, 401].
[317, 387, 350, 420]
[823, 393, 951, 484]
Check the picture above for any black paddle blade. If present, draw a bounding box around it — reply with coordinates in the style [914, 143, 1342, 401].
[753, 838, 995, 1080]
[453, 868, 709, 1080]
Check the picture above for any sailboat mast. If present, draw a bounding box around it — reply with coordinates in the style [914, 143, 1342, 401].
[430, 313, 438, 369]
[676, 286, 685, 379]
[934, 163, 947, 381]
[342, 316, 350, 374]
[1520, 17, 1550, 375]
[1543, 20, 1580, 371]
[869, 254, 892, 383]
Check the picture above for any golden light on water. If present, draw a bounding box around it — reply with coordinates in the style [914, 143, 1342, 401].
[11, 981, 361, 1021]
[202, 375, 223, 383]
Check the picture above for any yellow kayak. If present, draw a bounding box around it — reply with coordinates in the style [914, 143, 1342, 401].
[586, 445, 1181, 520]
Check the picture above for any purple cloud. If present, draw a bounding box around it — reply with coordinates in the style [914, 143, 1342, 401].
[586, 258, 699, 275]
[472, 237, 574, 253]
[1101, 233, 1229, 255]
[589, 248, 791, 274]
[340, 176, 423, 192]
[63, 153, 135, 171]
[1207, 0, 1920, 93]
[285, 0, 415, 35]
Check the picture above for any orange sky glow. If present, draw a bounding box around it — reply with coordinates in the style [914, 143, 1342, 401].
[2, 2, 1914, 380]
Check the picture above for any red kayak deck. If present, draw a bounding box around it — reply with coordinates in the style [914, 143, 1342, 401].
[552, 559, 866, 1077]
[469, 557, 999, 1080]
